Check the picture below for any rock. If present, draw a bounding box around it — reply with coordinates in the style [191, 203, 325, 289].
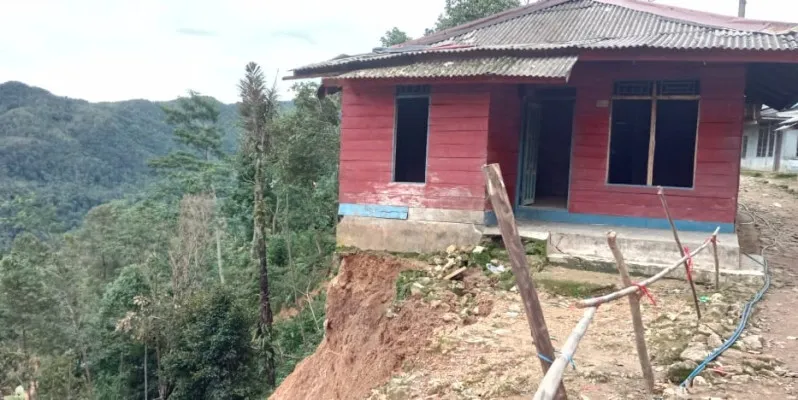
[698, 324, 716, 336]
[731, 374, 751, 383]
[472, 245, 485, 254]
[692, 376, 709, 386]
[442, 313, 458, 322]
[509, 285, 518, 292]
[743, 358, 771, 371]
[707, 303, 730, 319]
[788, 336, 798, 340]
[667, 360, 698, 383]
[665, 312, 679, 321]
[508, 304, 522, 313]
[680, 344, 711, 363]
[490, 258, 499, 265]
[472, 306, 480, 315]
[707, 333, 724, 349]
[710, 293, 725, 302]
[385, 308, 397, 319]
[446, 245, 457, 254]
[433, 257, 444, 265]
[430, 300, 442, 309]
[690, 334, 708, 345]
[743, 335, 764, 351]
[720, 348, 746, 360]
[578, 368, 610, 383]
[505, 311, 519, 318]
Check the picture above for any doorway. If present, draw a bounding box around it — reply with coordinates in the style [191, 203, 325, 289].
[517, 88, 575, 209]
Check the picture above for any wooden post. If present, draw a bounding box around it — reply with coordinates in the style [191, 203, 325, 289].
[657, 187, 702, 319]
[534, 307, 597, 400]
[608, 232, 655, 393]
[711, 233, 720, 290]
[577, 228, 718, 308]
[482, 163, 567, 400]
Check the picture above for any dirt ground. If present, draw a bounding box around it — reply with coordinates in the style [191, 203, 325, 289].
[274, 175, 798, 400]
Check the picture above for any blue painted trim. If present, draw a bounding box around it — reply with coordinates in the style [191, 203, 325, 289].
[483, 208, 734, 233]
[338, 203, 409, 220]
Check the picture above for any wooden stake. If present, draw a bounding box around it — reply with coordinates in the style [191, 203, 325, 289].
[577, 229, 718, 308]
[657, 187, 702, 319]
[533, 307, 597, 400]
[608, 232, 655, 393]
[482, 163, 567, 400]
[711, 233, 720, 290]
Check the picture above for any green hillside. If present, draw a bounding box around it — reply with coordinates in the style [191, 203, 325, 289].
[0, 81, 240, 244]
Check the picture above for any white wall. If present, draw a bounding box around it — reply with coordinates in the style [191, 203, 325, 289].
[740, 124, 798, 172]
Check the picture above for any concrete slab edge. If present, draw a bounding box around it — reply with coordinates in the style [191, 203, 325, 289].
[548, 253, 764, 285]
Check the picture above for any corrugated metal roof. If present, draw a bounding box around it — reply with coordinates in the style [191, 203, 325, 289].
[335, 55, 578, 79]
[290, 0, 798, 78]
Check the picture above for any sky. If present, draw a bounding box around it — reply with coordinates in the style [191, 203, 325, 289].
[1, 0, 796, 104]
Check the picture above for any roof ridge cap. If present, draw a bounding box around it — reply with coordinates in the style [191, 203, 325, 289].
[593, 0, 798, 34]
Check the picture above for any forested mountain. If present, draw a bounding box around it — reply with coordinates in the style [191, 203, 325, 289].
[0, 73, 340, 399]
[0, 81, 242, 247]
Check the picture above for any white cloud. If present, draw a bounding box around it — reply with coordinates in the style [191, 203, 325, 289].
[0, 0, 445, 103]
[1, 0, 796, 103]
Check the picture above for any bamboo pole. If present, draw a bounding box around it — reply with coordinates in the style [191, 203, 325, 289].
[577, 228, 719, 308]
[657, 187, 702, 319]
[482, 163, 567, 400]
[711, 233, 720, 290]
[608, 232, 655, 393]
[533, 307, 597, 400]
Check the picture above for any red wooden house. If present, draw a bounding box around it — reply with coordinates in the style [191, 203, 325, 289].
[289, 0, 798, 254]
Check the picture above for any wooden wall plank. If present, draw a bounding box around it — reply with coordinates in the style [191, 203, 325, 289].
[567, 61, 745, 223]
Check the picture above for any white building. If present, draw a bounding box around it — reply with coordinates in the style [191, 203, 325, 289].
[741, 106, 798, 172]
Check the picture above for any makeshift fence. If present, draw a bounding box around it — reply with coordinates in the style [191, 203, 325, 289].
[482, 164, 723, 400]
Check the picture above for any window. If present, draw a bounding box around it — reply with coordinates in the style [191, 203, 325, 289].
[608, 80, 700, 188]
[756, 124, 776, 157]
[393, 85, 430, 183]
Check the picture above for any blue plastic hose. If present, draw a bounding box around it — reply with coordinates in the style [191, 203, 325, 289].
[679, 253, 771, 387]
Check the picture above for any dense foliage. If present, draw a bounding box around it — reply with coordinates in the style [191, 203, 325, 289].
[0, 75, 339, 398]
[0, 81, 242, 249]
[380, 27, 412, 47]
[432, 0, 521, 31]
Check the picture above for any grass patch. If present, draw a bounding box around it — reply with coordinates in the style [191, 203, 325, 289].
[774, 172, 797, 179]
[535, 277, 616, 298]
[395, 270, 430, 301]
[523, 239, 546, 256]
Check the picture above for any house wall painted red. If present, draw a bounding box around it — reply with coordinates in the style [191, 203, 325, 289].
[338, 82, 494, 211]
[337, 61, 744, 226]
[567, 61, 745, 223]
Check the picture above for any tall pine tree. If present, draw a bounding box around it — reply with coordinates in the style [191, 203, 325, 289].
[238, 62, 279, 387]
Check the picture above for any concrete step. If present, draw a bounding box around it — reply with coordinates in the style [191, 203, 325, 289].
[485, 220, 763, 283]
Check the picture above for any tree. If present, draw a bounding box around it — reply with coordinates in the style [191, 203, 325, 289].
[380, 27, 411, 47]
[237, 62, 278, 387]
[431, 0, 520, 32]
[158, 287, 257, 400]
[148, 90, 226, 195]
[0, 234, 60, 400]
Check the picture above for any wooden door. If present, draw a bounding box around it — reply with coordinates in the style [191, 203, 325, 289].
[519, 101, 542, 206]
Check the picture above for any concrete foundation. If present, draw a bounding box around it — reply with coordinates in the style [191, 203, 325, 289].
[337, 213, 763, 283]
[484, 221, 763, 284]
[336, 215, 484, 253]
